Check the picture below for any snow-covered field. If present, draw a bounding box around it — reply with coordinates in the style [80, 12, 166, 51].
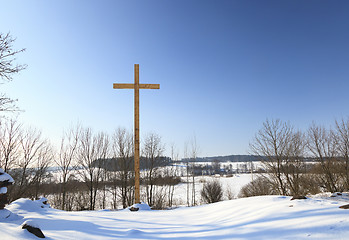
[174, 174, 253, 205]
[1, 194, 349, 239]
[46, 169, 254, 209]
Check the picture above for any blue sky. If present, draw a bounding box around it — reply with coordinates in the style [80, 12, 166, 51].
[1, 0, 349, 157]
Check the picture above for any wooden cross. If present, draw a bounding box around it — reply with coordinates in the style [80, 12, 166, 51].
[113, 64, 160, 204]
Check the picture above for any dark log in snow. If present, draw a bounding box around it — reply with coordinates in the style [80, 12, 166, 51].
[291, 196, 307, 200]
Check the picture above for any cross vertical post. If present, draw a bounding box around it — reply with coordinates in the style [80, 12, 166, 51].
[113, 64, 160, 205]
[134, 64, 140, 204]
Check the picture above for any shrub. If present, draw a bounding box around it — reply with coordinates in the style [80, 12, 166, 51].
[238, 176, 275, 198]
[200, 179, 223, 204]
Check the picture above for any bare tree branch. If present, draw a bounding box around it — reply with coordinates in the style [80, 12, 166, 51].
[0, 32, 27, 112]
[0, 32, 27, 82]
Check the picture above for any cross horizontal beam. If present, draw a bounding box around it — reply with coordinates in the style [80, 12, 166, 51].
[113, 83, 160, 89]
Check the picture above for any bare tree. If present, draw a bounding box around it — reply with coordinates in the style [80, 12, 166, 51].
[307, 123, 341, 192]
[32, 142, 53, 199]
[0, 32, 27, 112]
[166, 143, 178, 207]
[212, 159, 221, 175]
[9, 127, 48, 200]
[142, 133, 164, 207]
[18, 128, 45, 191]
[189, 136, 199, 206]
[111, 127, 134, 209]
[77, 128, 110, 210]
[55, 125, 81, 210]
[99, 158, 108, 209]
[249, 119, 305, 195]
[283, 130, 307, 196]
[184, 142, 190, 207]
[0, 118, 22, 171]
[335, 118, 349, 190]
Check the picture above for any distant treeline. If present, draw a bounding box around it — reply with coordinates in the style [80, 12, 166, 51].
[180, 155, 261, 163]
[94, 155, 322, 167]
[92, 156, 172, 171]
[180, 155, 320, 163]
[95, 155, 261, 168]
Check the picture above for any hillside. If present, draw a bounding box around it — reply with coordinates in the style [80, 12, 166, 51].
[1, 194, 349, 239]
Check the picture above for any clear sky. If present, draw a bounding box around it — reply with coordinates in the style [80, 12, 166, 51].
[1, 0, 349, 157]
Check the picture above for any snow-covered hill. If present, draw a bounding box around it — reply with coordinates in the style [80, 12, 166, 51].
[1, 195, 349, 239]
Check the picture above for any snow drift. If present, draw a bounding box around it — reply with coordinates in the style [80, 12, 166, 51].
[0, 195, 349, 239]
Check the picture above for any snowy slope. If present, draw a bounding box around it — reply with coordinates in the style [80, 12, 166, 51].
[1, 195, 349, 239]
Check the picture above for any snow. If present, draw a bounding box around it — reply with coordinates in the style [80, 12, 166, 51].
[34, 197, 50, 208]
[0, 187, 7, 194]
[173, 174, 253, 205]
[0, 209, 11, 219]
[0, 170, 14, 183]
[8, 198, 51, 213]
[22, 219, 40, 228]
[127, 202, 151, 211]
[1, 195, 349, 239]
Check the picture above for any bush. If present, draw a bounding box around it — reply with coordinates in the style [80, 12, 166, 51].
[200, 179, 223, 204]
[238, 176, 275, 198]
[298, 173, 321, 195]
